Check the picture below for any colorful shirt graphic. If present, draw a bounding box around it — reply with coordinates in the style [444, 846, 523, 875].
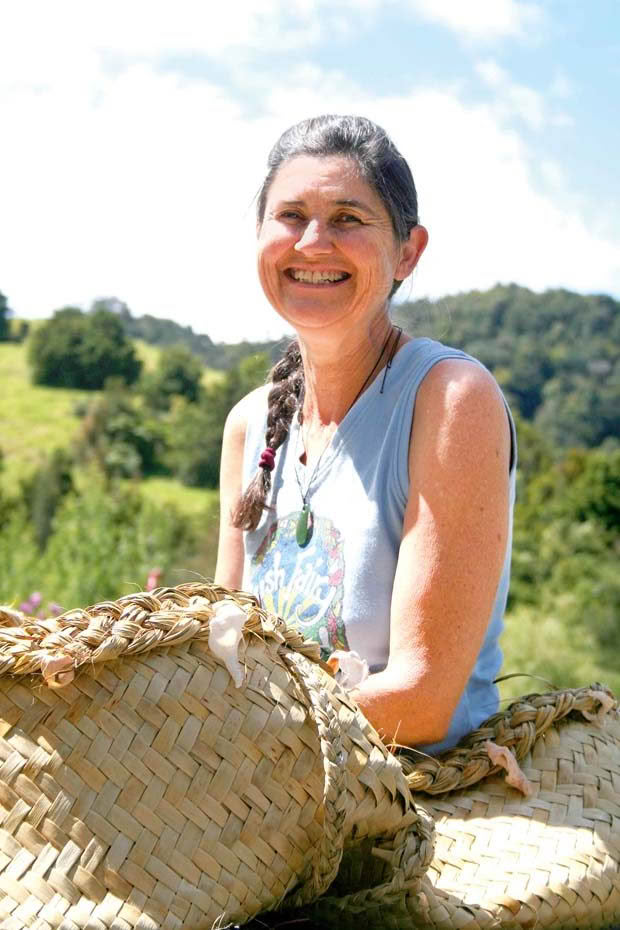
[250, 511, 348, 658]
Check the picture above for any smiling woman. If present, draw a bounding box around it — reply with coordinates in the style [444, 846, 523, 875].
[256, 154, 426, 335]
[215, 115, 515, 754]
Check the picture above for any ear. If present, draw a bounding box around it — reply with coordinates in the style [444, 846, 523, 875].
[394, 225, 428, 281]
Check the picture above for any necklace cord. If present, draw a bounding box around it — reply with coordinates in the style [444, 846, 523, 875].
[294, 324, 401, 508]
[380, 326, 402, 394]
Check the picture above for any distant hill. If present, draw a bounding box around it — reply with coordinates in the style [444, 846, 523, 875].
[14, 286, 615, 450]
[393, 284, 619, 449]
[114, 283, 619, 449]
[116, 307, 287, 371]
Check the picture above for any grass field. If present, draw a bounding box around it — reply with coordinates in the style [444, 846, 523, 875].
[0, 342, 94, 490]
[135, 476, 218, 516]
[0, 337, 220, 491]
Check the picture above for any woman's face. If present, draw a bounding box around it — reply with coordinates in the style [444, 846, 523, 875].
[257, 155, 425, 335]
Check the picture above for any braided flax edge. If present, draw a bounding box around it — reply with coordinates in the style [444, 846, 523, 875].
[278, 652, 348, 909]
[2, 586, 615, 803]
[0, 583, 323, 682]
[398, 682, 618, 795]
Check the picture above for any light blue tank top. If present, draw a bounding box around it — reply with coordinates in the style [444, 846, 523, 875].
[242, 338, 516, 754]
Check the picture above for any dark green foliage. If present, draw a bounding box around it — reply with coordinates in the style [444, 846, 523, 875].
[510, 430, 620, 665]
[165, 400, 223, 487]
[20, 449, 74, 550]
[0, 476, 204, 608]
[141, 345, 205, 411]
[78, 381, 162, 479]
[28, 307, 142, 389]
[394, 285, 620, 449]
[0, 291, 11, 342]
[9, 319, 29, 342]
[166, 353, 270, 487]
[0, 449, 14, 530]
[121, 308, 287, 370]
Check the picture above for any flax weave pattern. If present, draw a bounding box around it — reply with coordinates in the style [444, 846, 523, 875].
[305, 690, 620, 929]
[0, 583, 421, 930]
[0, 584, 618, 929]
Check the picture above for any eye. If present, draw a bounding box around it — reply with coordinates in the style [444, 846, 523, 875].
[278, 210, 304, 222]
[335, 213, 362, 225]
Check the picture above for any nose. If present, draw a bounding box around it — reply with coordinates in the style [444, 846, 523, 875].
[294, 218, 332, 254]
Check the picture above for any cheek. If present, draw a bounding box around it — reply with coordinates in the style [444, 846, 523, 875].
[257, 226, 290, 270]
[257, 238, 286, 297]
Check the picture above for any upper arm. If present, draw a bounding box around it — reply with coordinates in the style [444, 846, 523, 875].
[214, 389, 261, 590]
[388, 359, 512, 735]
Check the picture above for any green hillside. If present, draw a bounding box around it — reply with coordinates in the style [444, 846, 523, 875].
[0, 342, 93, 490]
[0, 338, 220, 497]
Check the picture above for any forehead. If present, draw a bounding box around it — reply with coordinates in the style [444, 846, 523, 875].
[266, 155, 386, 212]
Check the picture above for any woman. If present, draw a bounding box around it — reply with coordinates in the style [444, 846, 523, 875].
[215, 115, 515, 754]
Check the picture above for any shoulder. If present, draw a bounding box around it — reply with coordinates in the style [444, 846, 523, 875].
[418, 355, 505, 414]
[413, 357, 511, 469]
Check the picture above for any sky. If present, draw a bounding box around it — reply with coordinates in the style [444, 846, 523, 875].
[0, 0, 618, 343]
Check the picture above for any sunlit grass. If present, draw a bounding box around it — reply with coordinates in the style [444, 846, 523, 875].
[0, 338, 221, 492]
[498, 605, 620, 703]
[136, 476, 218, 516]
[0, 343, 94, 490]
[133, 339, 161, 371]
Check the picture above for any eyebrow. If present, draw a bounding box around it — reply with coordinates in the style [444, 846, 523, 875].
[277, 197, 380, 216]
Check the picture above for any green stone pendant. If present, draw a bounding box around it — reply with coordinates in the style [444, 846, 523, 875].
[296, 503, 312, 547]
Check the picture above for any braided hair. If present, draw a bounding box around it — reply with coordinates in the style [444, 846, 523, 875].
[232, 115, 420, 531]
[232, 340, 304, 530]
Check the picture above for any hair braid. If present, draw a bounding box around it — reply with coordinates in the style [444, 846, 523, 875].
[232, 340, 304, 531]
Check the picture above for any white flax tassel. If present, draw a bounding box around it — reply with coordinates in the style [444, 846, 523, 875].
[208, 601, 248, 688]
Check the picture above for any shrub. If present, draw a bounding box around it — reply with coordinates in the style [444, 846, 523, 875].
[28, 307, 141, 389]
[0, 477, 202, 609]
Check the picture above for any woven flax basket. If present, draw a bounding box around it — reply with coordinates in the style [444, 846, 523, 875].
[0, 583, 429, 930]
[0, 583, 618, 930]
[305, 687, 620, 930]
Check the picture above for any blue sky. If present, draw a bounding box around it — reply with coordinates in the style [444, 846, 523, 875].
[1, 0, 618, 341]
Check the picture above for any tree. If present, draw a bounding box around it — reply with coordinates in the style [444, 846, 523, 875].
[90, 297, 131, 321]
[0, 291, 11, 342]
[393, 285, 620, 448]
[165, 353, 269, 486]
[20, 449, 74, 550]
[141, 345, 205, 410]
[28, 307, 142, 389]
[78, 381, 163, 479]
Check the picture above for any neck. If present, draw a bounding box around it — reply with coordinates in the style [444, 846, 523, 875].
[298, 315, 402, 429]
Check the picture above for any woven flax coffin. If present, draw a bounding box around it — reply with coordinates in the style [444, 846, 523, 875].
[0, 584, 426, 930]
[306, 689, 620, 930]
[0, 583, 618, 930]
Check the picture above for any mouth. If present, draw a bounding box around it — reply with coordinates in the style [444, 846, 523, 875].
[285, 268, 351, 285]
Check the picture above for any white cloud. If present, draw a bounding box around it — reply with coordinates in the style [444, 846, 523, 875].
[0, 0, 323, 92]
[0, 10, 617, 342]
[476, 58, 545, 129]
[408, 0, 543, 41]
[475, 60, 508, 86]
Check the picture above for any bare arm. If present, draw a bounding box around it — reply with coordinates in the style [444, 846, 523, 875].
[351, 359, 511, 746]
[214, 395, 253, 590]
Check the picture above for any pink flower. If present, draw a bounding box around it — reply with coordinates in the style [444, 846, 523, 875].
[146, 569, 162, 591]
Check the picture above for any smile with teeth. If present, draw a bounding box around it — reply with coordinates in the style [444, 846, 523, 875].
[287, 269, 350, 284]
